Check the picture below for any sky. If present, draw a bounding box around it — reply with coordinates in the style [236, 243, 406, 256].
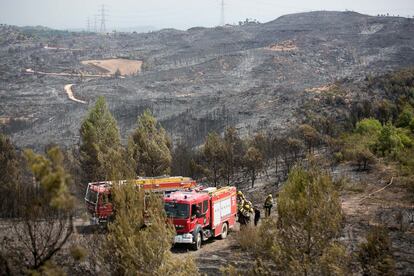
[0, 0, 413, 31]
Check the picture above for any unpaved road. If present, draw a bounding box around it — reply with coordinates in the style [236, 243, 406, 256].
[73, 220, 249, 275]
[44, 46, 83, 51]
[64, 84, 86, 104]
[173, 224, 253, 275]
[24, 68, 112, 78]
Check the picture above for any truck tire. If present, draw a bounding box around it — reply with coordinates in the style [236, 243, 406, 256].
[219, 223, 228, 239]
[192, 232, 202, 251]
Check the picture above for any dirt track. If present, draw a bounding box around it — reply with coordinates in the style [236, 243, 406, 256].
[73, 216, 250, 276]
[172, 224, 254, 275]
[25, 68, 112, 78]
[64, 84, 86, 104]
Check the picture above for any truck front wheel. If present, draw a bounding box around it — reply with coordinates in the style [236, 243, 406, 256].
[219, 223, 228, 239]
[192, 232, 202, 251]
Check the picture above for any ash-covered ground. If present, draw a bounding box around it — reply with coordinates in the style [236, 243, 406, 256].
[1, 11, 413, 149]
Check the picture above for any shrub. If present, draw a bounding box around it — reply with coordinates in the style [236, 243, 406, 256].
[341, 133, 376, 170]
[234, 225, 262, 256]
[376, 123, 404, 156]
[396, 128, 413, 148]
[334, 151, 344, 163]
[396, 105, 414, 128]
[355, 118, 382, 136]
[354, 147, 376, 171]
[270, 165, 347, 275]
[358, 226, 396, 276]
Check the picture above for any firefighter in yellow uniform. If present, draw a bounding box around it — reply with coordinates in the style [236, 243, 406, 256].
[237, 191, 253, 225]
[237, 191, 246, 209]
[264, 194, 274, 217]
[239, 202, 254, 225]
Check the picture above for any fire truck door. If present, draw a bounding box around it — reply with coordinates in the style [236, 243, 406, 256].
[191, 203, 206, 226]
[99, 193, 113, 216]
[202, 200, 210, 226]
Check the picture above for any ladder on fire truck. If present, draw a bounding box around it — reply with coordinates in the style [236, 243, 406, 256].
[133, 176, 196, 191]
[87, 176, 197, 193]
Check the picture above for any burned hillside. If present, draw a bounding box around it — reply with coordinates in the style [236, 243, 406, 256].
[0, 11, 414, 149]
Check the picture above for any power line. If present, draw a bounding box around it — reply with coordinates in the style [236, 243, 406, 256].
[86, 17, 90, 32]
[220, 0, 225, 26]
[99, 4, 107, 33]
[94, 15, 98, 33]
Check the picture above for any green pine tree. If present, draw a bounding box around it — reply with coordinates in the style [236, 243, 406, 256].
[0, 134, 21, 217]
[272, 164, 347, 275]
[24, 147, 75, 210]
[298, 124, 320, 153]
[243, 146, 263, 188]
[203, 132, 225, 186]
[103, 181, 198, 275]
[376, 123, 404, 155]
[128, 110, 172, 177]
[80, 96, 130, 181]
[2, 147, 75, 274]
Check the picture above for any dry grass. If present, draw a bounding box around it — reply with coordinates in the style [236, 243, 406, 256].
[234, 225, 265, 257]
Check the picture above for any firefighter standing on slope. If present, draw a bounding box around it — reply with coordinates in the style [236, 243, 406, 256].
[237, 191, 246, 210]
[237, 191, 253, 225]
[239, 202, 253, 225]
[264, 194, 274, 217]
[254, 206, 261, 226]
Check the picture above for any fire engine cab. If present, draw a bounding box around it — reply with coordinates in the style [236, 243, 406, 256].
[84, 176, 197, 224]
[164, 186, 237, 250]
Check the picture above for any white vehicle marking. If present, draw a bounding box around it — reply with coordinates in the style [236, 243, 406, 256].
[213, 197, 231, 227]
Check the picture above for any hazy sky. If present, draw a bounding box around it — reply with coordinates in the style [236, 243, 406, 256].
[0, 0, 413, 30]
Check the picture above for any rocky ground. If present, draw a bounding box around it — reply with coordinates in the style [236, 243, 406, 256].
[1, 11, 414, 149]
[337, 163, 414, 275]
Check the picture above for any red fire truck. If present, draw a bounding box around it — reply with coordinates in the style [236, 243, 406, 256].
[85, 176, 197, 224]
[164, 186, 237, 250]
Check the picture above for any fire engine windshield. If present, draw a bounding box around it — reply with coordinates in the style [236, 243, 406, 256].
[164, 202, 189, 219]
[85, 188, 98, 204]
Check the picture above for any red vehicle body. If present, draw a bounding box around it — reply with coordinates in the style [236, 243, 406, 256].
[164, 186, 237, 250]
[84, 177, 197, 224]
